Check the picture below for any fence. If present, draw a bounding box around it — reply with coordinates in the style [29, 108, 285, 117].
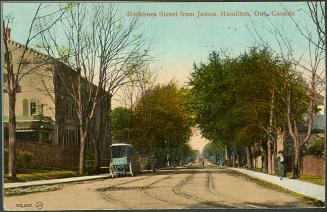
[5, 140, 79, 169]
[301, 154, 325, 177]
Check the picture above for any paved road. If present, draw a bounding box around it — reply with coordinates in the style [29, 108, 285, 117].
[4, 163, 317, 210]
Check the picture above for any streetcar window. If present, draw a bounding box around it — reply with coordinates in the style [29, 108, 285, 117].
[111, 146, 126, 158]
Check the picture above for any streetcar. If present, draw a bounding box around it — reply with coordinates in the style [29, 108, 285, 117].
[109, 143, 141, 177]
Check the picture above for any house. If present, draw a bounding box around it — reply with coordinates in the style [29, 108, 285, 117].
[275, 113, 325, 177]
[3, 30, 110, 169]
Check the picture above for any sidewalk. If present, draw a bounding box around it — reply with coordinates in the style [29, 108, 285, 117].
[4, 173, 111, 189]
[230, 168, 325, 202]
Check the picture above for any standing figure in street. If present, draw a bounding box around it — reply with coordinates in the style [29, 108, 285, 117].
[277, 151, 285, 180]
[202, 160, 205, 167]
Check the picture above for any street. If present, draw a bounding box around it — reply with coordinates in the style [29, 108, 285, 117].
[4, 162, 315, 210]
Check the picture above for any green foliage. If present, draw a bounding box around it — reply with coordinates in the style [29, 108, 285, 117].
[4, 149, 33, 173]
[188, 48, 310, 153]
[58, 47, 71, 63]
[117, 81, 195, 163]
[112, 107, 134, 144]
[59, 2, 79, 10]
[16, 150, 33, 171]
[308, 135, 325, 156]
[4, 169, 80, 183]
[202, 142, 225, 159]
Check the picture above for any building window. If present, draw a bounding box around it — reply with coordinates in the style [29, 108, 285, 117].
[22, 99, 29, 116]
[65, 100, 74, 119]
[30, 101, 37, 115]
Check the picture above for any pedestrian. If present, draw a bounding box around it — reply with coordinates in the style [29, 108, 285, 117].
[202, 160, 205, 167]
[277, 151, 285, 180]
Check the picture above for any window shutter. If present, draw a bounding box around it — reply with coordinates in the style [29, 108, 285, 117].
[30, 99, 37, 115]
[22, 99, 29, 116]
[36, 100, 42, 115]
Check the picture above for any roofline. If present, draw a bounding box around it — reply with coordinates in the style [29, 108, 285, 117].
[8, 39, 108, 92]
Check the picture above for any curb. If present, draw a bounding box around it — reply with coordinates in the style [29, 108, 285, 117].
[4, 173, 111, 189]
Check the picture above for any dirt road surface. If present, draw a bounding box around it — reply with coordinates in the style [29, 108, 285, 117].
[4, 163, 316, 210]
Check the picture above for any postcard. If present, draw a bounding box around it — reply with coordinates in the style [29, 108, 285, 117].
[2, 1, 325, 210]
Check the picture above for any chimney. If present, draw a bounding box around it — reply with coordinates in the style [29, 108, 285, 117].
[5, 27, 11, 39]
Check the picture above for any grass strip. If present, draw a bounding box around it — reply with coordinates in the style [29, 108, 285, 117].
[286, 172, 324, 186]
[229, 170, 325, 207]
[4, 169, 80, 183]
[4, 184, 64, 196]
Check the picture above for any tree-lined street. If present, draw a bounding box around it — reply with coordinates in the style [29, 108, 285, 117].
[3, 2, 325, 210]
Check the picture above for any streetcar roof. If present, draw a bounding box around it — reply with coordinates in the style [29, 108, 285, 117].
[110, 143, 133, 147]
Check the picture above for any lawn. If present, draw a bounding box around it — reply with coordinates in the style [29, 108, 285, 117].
[4, 169, 80, 183]
[236, 171, 325, 207]
[286, 172, 325, 186]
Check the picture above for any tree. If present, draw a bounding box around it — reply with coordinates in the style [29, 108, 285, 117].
[37, 3, 151, 174]
[188, 49, 304, 171]
[202, 142, 226, 164]
[286, 2, 325, 179]
[3, 3, 68, 178]
[287, 2, 325, 51]
[248, 3, 325, 178]
[175, 142, 195, 165]
[111, 107, 134, 144]
[132, 82, 194, 166]
[112, 62, 157, 145]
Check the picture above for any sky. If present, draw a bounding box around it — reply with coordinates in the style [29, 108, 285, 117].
[3, 2, 325, 152]
[3, 2, 321, 84]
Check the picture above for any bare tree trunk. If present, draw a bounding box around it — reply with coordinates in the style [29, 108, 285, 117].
[92, 95, 106, 171]
[77, 69, 86, 175]
[245, 146, 252, 169]
[108, 94, 112, 146]
[232, 153, 235, 167]
[79, 132, 86, 175]
[7, 92, 16, 178]
[272, 135, 277, 175]
[267, 141, 272, 174]
[250, 146, 254, 169]
[262, 147, 268, 173]
[93, 140, 101, 173]
[292, 133, 301, 179]
[287, 90, 307, 179]
[90, 127, 101, 173]
[4, 24, 17, 179]
[236, 153, 240, 167]
[232, 145, 236, 167]
[268, 89, 275, 174]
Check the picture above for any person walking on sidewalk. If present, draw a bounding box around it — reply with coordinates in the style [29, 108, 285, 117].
[277, 151, 285, 180]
